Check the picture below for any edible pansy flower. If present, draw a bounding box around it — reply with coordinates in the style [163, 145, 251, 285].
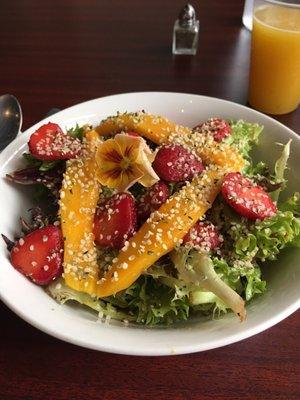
[95, 133, 159, 191]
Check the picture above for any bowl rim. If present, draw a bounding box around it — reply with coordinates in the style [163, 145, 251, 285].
[0, 91, 299, 356]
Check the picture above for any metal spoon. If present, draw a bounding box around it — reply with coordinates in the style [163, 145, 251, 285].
[0, 94, 22, 151]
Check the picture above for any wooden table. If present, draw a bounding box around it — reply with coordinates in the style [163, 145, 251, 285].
[0, 1, 299, 399]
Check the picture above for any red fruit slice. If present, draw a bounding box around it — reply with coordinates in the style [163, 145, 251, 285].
[29, 122, 82, 161]
[137, 181, 170, 221]
[221, 172, 277, 220]
[10, 225, 63, 285]
[183, 221, 222, 251]
[93, 193, 137, 249]
[153, 144, 204, 182]
[194, 118, 232, 142]
[126, 131, 140, 137]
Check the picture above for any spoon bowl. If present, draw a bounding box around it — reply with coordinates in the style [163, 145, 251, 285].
[0, 94, 22, 151]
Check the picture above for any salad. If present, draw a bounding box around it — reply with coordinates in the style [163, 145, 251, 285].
[2, 112, 300, 326]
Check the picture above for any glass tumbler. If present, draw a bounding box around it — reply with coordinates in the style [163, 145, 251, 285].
[248, 0, 300, 115]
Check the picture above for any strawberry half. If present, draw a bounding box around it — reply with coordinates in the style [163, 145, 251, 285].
[183, 221, 222, 251]
[221, 172, 277, 220]
[126, 131, 140, 137]
[194, 118, 232, 142]
[93, 193, 137, 249]
[29, 122, 82, 161]
[10, 225, 63, 285]
[153, 144, 204, 182]
[137, 181, 170, 222]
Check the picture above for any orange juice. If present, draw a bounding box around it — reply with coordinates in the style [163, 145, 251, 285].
[249, 4, 300, 114]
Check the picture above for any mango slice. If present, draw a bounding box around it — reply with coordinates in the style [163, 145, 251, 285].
[60, 130, 101, 293]
[95, 112, 244, 172]
[95, 112, 190, 145]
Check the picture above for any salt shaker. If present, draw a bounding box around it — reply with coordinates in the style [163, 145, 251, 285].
[172, 4, 199, 55]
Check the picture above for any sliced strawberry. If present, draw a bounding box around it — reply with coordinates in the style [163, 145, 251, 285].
[194, 118, 232, 142]
[183, 221, 222, 251]
[137, 181, 170, 222]
[93, 193, 137, 249]
[126, 131, 140, 137]
[153, 144, 204, 182]
[29, 122, 82, 161]
[10, 225, 63, 285]
[221, 172, 277, 220]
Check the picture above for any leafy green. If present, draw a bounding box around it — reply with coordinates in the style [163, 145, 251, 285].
[279, 192, 300, 215]
[48, 248, 267, 325]
[212, 257, 266, 302]
[272, 140, 291, 202]
[67, 124, 85, 141]
[39, 160, 62, 172]
[246, 141, 292, 198]
[22, 153, 42, 168]
[210, 189, 300, 264]
[33, 184, 52, 202]
[47, 278, 133, 322]
[247, 161, 269, 177]
[105, 275, 190, 325]
[49, 275, 190, 325]
[170, 249, 246, 320]
[245, 162, 280, 192]
[230, 210, 300, 261]
[22, 153, 62, 172]
[128, 182, 146, 200]
[227, 120, 263, 164]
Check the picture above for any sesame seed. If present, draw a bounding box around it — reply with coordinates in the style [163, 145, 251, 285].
[120, 262, 128, 269]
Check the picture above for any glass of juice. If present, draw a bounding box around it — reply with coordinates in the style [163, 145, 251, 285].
[248, 0, 300, 115]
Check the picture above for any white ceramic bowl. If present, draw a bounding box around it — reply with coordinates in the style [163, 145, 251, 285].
[0, 92, 299, 356]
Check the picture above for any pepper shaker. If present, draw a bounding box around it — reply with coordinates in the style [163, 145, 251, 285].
[172, 4, 199, 55]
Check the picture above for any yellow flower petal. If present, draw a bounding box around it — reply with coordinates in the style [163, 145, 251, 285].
[95, 132, 159, 191]
[116, 165, 144, 192]
[135, 140, 159, 187]
[97, 137, 123, 162]
[114, 133, 140, 162]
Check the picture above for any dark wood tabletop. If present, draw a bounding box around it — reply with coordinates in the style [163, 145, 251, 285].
[0, 1, 299, 399]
